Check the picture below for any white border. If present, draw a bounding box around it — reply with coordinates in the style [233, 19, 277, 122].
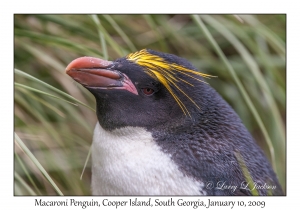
[2, 1, 297, 209]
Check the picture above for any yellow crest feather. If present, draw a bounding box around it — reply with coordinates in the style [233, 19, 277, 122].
[126, 49, 215, 116]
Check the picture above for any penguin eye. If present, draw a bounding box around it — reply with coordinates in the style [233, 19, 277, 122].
[142, 88, 154, 96]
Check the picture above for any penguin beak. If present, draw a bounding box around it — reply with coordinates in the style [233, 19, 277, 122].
[66, 57, 138, 95]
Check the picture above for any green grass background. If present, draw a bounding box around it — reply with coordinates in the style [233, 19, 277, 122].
[14, 14, 286, 195]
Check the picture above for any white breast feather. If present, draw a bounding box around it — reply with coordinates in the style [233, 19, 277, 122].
[91, 122, 205, 195]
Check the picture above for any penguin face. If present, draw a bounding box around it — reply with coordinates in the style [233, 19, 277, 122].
[66, 49, 208, 130]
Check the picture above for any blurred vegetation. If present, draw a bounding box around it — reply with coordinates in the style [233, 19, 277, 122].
[14, 14, 286, 195]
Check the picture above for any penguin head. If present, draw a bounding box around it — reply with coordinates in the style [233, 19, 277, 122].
[66, 49, 213, 130]
[66, 49, 284, 196]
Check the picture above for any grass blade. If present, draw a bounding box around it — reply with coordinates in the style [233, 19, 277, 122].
[201, 15, 285, 148]
[15, 29, 101, 57]
[14, 133, 64, 195]
[15, 82, 79, 106]
[80, 146, 92, 180]
[191, 15, 276, 173]
[15, 69, 95, 112]
[14, 172, 37, 195]
[235, 151, 259, 195]
[242, 15, 285, 57]
[15, 153, 42, 195]
[103, 15, 137, 52]
[89, 15, 124, 57]
[90, 15, 108, 60]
